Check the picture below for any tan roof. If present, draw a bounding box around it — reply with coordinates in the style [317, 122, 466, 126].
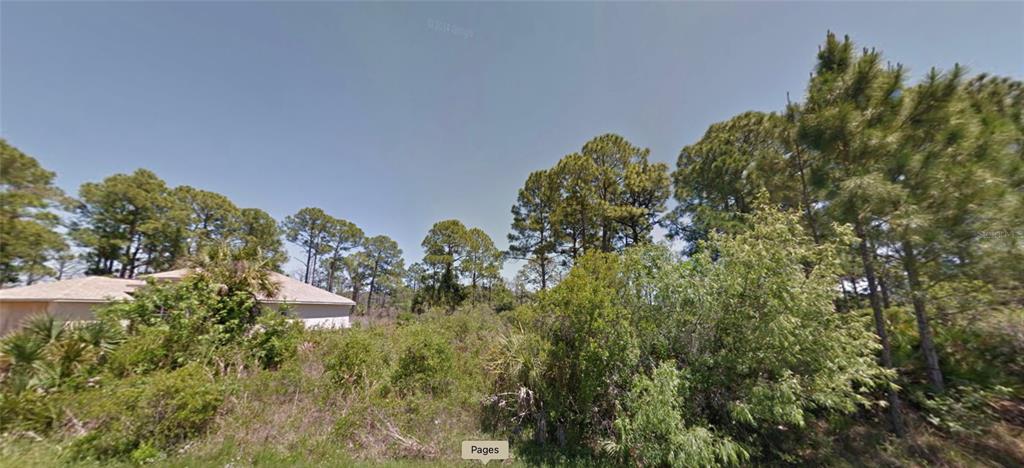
[0, 276, 144, 303]
[142, 269, 355, 306]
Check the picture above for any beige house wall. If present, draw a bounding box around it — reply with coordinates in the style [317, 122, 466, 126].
[0, 301, 49, 336]
[2, 302, 354, 335]
[0, 301, 103, 336]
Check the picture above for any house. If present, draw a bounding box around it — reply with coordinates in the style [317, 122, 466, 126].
[0, 276, 145, 335]
[142, 269, 356, 329]
[0, 269, 356, 335]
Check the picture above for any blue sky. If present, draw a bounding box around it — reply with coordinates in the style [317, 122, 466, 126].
[2, 1, 1022, 279]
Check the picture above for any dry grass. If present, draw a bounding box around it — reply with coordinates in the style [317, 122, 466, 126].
[187, 316, 500, 465]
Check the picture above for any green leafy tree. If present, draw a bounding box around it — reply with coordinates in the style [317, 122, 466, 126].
[617, 157, 671, 246]
[550, 153, 601, 262]
[795, 34, 911, 432]
[361, 235, 404, 313]
[235, 208, 287, 271]
[579, 134, 669, 249]
[0, 140, 68, 286]
[510, 134, 669, 273]
[172, 186, 241, 256]
[281, 207, 333, 284]
[670, 112, 798, 250]
[496, 208, 888, 461]
[321, 217, 363, 292]
[343, 251, 372, 309]
[463, 227, 503, 290]
[420, 219, 470, 309]
[73, 169, 185, 278]
[508, 169, 560, 290]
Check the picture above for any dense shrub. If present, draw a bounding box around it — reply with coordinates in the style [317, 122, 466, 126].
[915, 384, 1014, 435]
[495, 209, 889, 463]
[0, 259, 301, 460]
[243, 308, 303, 370]
[325, 327, 389, 390]
[105, 325, 171, 377]
[0, 315, 124, 395]
[0, 390, 58, 434]
[67, 363, 224, 461]
[610, 362, 748, 467]
[391, 325, 456, 396]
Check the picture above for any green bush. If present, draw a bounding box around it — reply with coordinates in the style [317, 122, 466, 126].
[105, 326, 170, 377]
[67, 363, 224, 461]
[391, 325, 455, 396]
[916, 384, 1014, 435]
[0, 390, 58, 433]
[523, 251, 640, 444]
[244, 308, 303, 370]
[325, 328, 389, 389]
[611, 362, 748, 467]
[0, 315, 125, 395]
[493, 209, 888, 462]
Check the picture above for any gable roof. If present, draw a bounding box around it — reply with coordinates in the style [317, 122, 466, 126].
[142, 269, 355, 306]
[266, 272, 356, 306]
[0, 276, 144, 303]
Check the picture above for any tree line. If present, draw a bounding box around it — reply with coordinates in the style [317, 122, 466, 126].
[503, 33, 1022, 434]
[0, 148, 516, 314]
[671, 33, 1021, 433]
[507, 133, 671, 291]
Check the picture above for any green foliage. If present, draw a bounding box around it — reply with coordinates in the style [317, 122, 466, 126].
[534, 251, 639, 443]
[508, 169, 561, 291]
[391, 325, 456, 396]
[915, 384, 1014, 436]
[418, 219, 503, 310]
[611, 362, 749, 467]
[325, 327, 389, 389]
[73, 169, 185, 277]
[0, 139, 68, 286]
[509, 134, 671, 277]
[72, 169, 291, 278]
[98, 264, 290, 374]
[0, 390, 59, 434]
[495, 208, 887, 462]
[236, 208, 289, 271]
[173, 185, 241, 256]
[669, 112, 797, 248]
[244, 308, 303, 370]
[67, 363, 223, 461]
[668, 33, 1024, 433]
[360, 234, 406, 312]
[319, 216, 364, 294]
[282, 207, 369, 292]
[105, 325, 172, 377]
[0, 315, 124, 396]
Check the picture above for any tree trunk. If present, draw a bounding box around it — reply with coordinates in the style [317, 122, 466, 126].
[838, 278, 850, 313]
[855, 220, 905, 436]
[901, 238, 944, 393]
[326, 258, 337, 292]
[351, 281, 361, 314]
[303, 245, 313, 284]
[367, 268, 378, 315]
[539, 253, 548, 291]
[793, 145, 821, 244]
[879, 272, 892, 309]
[119, 225, 137, 278]
[128, 235, 143, 278]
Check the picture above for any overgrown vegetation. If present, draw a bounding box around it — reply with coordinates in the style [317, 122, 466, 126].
[1, 31, 1022, 466]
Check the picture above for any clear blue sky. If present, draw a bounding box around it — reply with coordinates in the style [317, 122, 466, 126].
[2, 1, 1022, 279]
